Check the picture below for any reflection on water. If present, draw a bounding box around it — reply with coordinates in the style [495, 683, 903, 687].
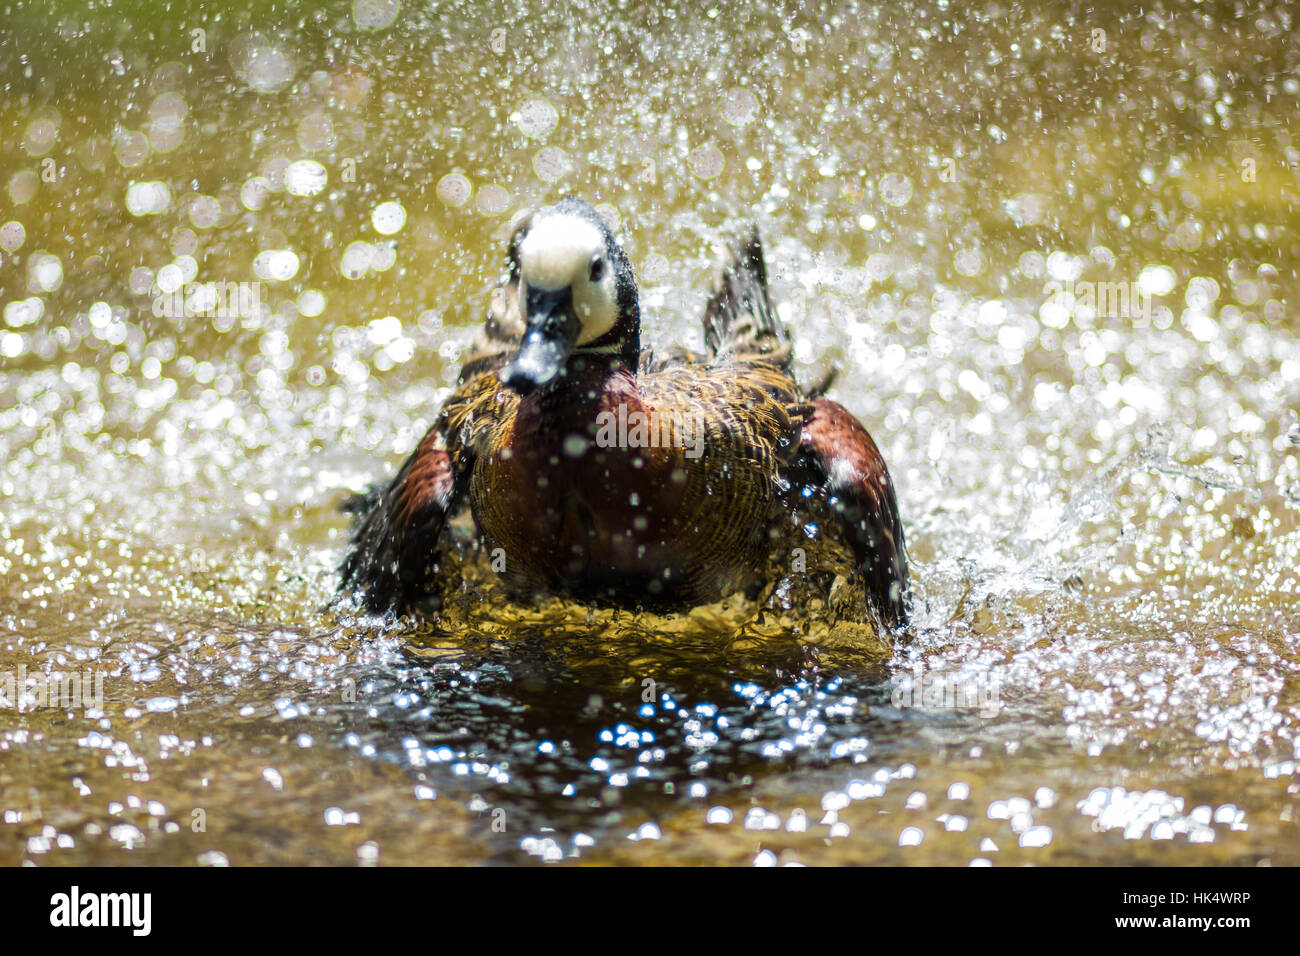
[1, 0, 1298, 865]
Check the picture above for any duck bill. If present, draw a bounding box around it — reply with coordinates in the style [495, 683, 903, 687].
[499, 288, 581, 395]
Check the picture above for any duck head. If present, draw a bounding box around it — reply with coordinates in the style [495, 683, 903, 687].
[499, 197, 640, 395]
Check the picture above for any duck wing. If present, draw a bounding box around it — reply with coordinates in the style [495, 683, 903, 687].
[701, 225, 793, 373]
[703, 224, 908, 624]
[339, 430, 461, 613]
[786, 398, 910, 626]
[339, 373, 504, 613]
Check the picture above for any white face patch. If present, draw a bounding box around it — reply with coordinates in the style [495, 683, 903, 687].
[517, 212, 620, 346]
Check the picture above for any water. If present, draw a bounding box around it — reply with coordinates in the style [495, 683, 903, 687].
[1, 0, 1298, 865]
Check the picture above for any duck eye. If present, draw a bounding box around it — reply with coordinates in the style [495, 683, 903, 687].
[589, 254, 605, 282]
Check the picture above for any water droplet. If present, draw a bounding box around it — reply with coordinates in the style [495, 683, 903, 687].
[371, 201, 407, 235]
[0, 221, 25, 251]
[1137, 264, 1177, 297]
[879, 172, 913, 206]
[514, 97, 558, 139]
[898, 825, 924, 846]
[285, 160, 327, 197]
[125, 181, 171, 216]
[689, 144, 725, 180]
[437, 173, 473, 206]
[722, 87, 758, 126]
[353, 0, 401, 31]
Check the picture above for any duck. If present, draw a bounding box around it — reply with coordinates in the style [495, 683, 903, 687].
[339, 197, 910, 625]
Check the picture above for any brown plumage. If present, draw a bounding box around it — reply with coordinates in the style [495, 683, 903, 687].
[340, 198, 909, 624]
